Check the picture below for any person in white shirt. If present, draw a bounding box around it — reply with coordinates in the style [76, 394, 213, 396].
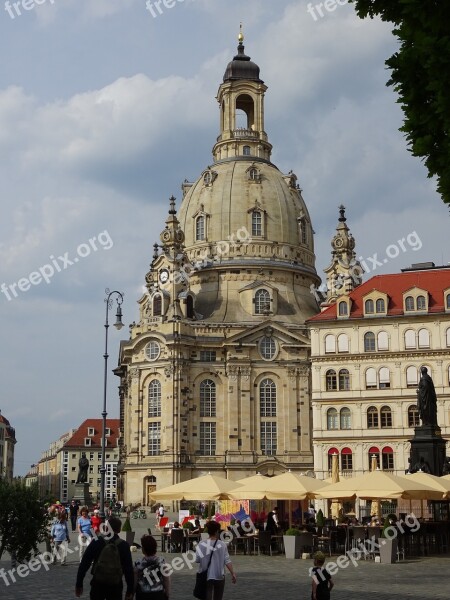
[195, 521, 237, 600]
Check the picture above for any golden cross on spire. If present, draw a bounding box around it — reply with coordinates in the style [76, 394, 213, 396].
[238, 22, 244, 43]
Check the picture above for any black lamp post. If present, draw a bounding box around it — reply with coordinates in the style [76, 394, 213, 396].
[100, 288, 124, 520]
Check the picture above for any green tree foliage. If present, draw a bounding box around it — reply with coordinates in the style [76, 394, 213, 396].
[351, 0, 450, 205]
[0, 479, 49, 563]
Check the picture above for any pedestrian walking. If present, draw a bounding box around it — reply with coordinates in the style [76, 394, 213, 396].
[51, 511, 70, 566]
[75, 516, 134, 600]
[195, 520, 236, 600]
[311, 551, 334, 600]
[134, 534, 170, 600]
[69, 500, 79, 532]
[77, 506, 93, 561]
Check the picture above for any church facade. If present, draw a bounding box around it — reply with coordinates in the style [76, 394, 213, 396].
[115, 35, 321, 505]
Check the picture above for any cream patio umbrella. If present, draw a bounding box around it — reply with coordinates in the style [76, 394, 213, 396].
[315, 470, 445, 501]
[405, 472, 450, 517]
[149, 473, 244, 502]
[228, 473, 274, 500]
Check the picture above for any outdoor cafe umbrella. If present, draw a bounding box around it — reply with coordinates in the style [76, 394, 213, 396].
[148, 473, 244, 502]
[405, 472, 450, 517]
[229, 471, 328, 501]
[315, 470, 445, 501]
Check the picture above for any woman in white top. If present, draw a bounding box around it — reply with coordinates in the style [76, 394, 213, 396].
[195, 521, 237, 600]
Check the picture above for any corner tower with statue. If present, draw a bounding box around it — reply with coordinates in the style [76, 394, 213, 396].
[115, 34, 321, 505]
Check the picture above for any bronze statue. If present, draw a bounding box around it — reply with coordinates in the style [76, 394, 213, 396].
[417, 366, 438, 427]
[76, 453, 89, 484]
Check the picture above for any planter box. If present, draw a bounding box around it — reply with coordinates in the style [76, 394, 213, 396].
[379, 538, 398, 563]
[283, 536, 302, 559]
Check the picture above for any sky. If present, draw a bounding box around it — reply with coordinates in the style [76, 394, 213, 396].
[0, 0, 448, 477]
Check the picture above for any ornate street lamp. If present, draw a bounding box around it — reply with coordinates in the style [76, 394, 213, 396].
[100, 289, 124, 520]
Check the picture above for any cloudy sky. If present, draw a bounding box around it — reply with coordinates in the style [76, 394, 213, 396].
[1, 0, 448, 477]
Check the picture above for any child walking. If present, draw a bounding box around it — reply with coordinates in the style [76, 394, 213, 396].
[311, 551, 334, 600]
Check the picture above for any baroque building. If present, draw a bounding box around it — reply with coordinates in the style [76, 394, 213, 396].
[308, 261, 450, 480]
[116, 34, 321, 505]
[0, 409, 16, 481]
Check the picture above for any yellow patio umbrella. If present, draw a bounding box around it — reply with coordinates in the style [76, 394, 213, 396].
[263, 471, 329, 501]
[330, 452, 341, 520]
[228, 473, 274, 500]
[149, 473, 244, 501]
[405, 472, 450, 517]
[315, 470, 444, 501]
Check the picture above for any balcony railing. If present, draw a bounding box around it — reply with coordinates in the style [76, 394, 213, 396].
[233, 128, 259, 138]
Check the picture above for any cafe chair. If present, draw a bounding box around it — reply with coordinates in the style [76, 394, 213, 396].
[169, 529, 185, 553]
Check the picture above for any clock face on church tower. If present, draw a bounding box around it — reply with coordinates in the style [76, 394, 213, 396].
[159, 269, 169, 284]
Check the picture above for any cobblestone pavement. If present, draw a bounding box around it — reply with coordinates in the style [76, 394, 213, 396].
[1, 518, 449, 599]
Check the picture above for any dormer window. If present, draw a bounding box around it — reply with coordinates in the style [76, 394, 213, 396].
[376, 299, 385, 313]
[417, 295, 426, 310]
[404, 288, 428, 313]
[365, 299, 374, 314]
[84, 438, 91, 447]
[405, 296, 414, 311]
[338, 301, 348, 316]
[105, 428, 111, 437]
[246, 165, 261, 182]
[254, 288, 271, 315]
[446, 293, 450, 311]
[196, 216, 205, 241]
[252, 211, 262, 237]
[88, 427, 95, 436]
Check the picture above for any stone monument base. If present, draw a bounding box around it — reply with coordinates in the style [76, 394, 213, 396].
[72, 483, 92, 507]
[409, 425, 447, 476]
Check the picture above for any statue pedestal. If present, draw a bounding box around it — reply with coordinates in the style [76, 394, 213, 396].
[72, 483, 92, 507]
[409, 425, 447, 476]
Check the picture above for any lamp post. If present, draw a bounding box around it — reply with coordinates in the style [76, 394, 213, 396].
[100, 288, 124, 520]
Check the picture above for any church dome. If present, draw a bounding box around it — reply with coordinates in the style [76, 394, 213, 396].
[223, 42, 262, 83]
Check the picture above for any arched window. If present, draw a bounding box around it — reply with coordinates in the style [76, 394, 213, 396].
[406, 366, 418, 388]
[376, 298, 385, 313]
[447, 295, 450, 310]
[367, 406, 379, 428]
[364, 332, 376, 352]
[252, 211, 262, 236]
[408, 405, 420, 427]
[382, 446, 394, 470]
[365, 299, 374, 314]
[249, 167, 259, 181]
[299, 219, 307, 245]
[200, 379, 216, 417]
[340, 407, 351, 430]
[446, 328, 450, 347]
[380, 406, 392, 428]
[404, 329, 416, 349]
[377, 331, 389, 351]
[196, 215, 205, 241]
[417, 295, 426, 310]
[327, 408, 338, 430]
[325, 334, 336, 353]
[365, 368, 377, 390]
[341, 447, 353, 471]
[368, 447, 380, 469]
[338, 302, 348, 317]
[337, 333, 349, 352]
[260, 379, 276, 417]
[254, 289, 270, 315]
[405, 296, 415, 311]
[243, 145, 251, 156]
[326, 370, 337, 391]
[328, 448, 339, 471]
[418, 328, 430, 348]
[339, 369, 350, 391]
[153, 295, 162, 317]
[148, 380, 161, 417]
[186, 295, 195, 319]
[260, 336, 277, 360]
[379, 367, 390, 389]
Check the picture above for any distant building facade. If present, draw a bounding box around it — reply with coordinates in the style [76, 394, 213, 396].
[38, 429, 77, 499]
[0, 410, 16, 481]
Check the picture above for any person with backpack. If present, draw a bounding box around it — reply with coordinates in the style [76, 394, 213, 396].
[75, 516, 134, 600]
[134, 534, 170, 600]
[310, 551, 334, 600]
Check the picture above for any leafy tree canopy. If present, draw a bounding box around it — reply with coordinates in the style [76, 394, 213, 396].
[351, 0, 450, 205]
[0, 479, 50, 563]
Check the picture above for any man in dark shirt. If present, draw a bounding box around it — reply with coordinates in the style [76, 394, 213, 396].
[69, 500, 79, 533]
[75, 517, 134, 600]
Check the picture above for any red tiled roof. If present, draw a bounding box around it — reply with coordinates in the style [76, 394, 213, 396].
[308, 268, 450, 322]
[63, 419, 120, 449]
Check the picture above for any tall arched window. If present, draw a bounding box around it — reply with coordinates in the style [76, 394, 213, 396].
[260, 379, 277, 417]
[379, 367, 390, 389]
[382, 446, 394, 470]
[327, 408, 338, 430]
[406, 366, 418, 388]
[252, 211, 262, 236]
[365, 299, 374, 314]
[338, 333, 349, 352]
[377, 331, 389, 351]
[196, 215, 205, 241]
[341, 447, 353, 471]
[254, 289, 271, 314]
[153, 295, 162, 317]
[367, 406, 379, 428]
[417, 295, 426, 310]
[418, 328, 430, 348]
[340, 407, 351, 430]
[339, 369, 350, 391]
[338, 302, 348, 317]
[200, 379, 216, 417]
[365, 368, 377, 389]
[408, 405, 420, 427]
[376, 298, 385, 313]
[148, 380, 161, 417]
[405, 296, 415, 311]
[404, 329, 416, 349]
[380, 406, 392, 428]
[186, 295, 194, 319]
[326, 370, 337, 391]
[364, 332, 376, 352]
[325, 335, 336, 353]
